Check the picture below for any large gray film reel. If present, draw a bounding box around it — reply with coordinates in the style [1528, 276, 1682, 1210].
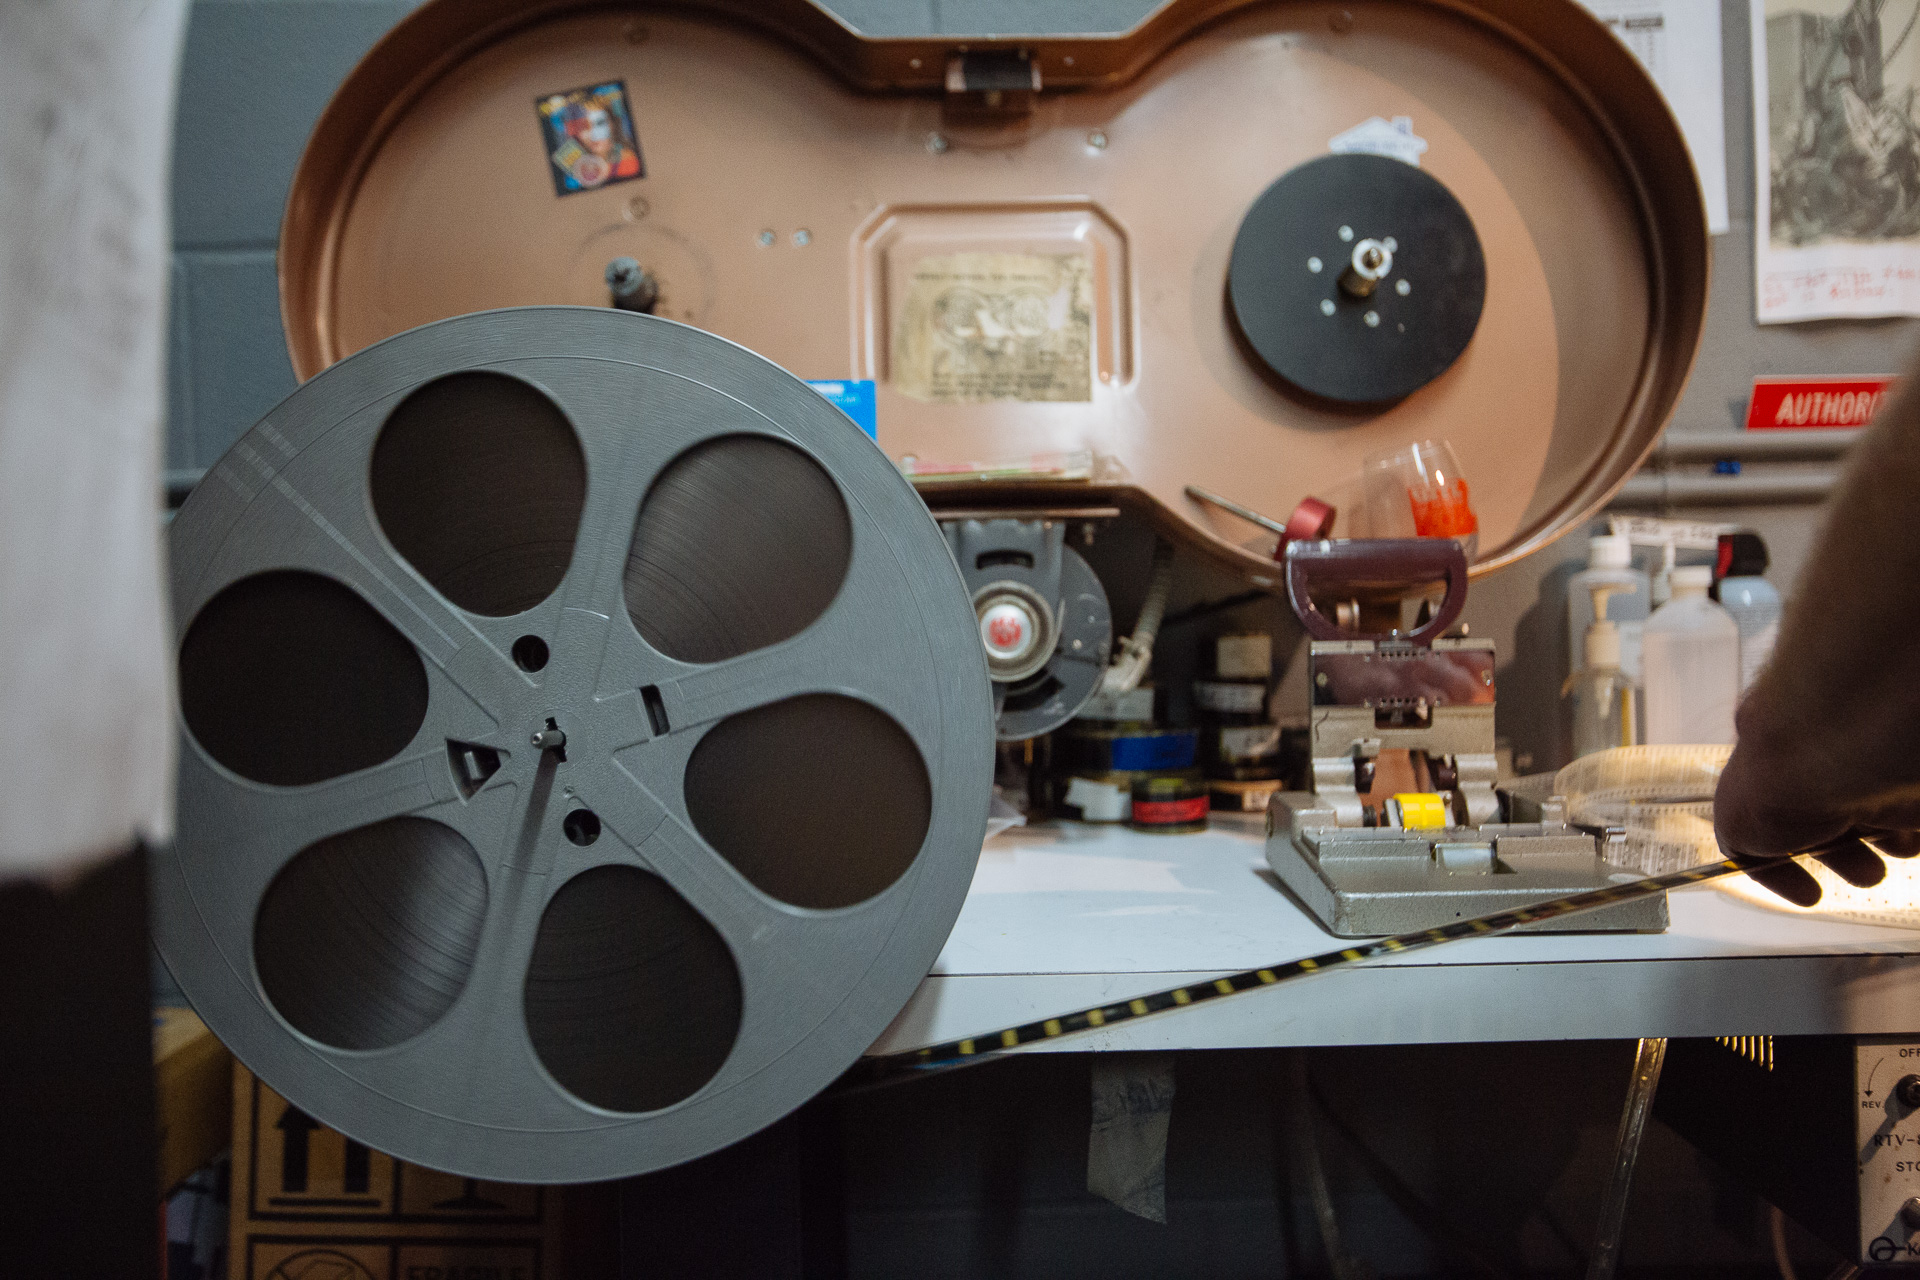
[157, 307, 994, 1182]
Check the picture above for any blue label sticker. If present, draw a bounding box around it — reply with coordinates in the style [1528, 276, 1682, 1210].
[806, 380, 877, 439]
[1109, 731, 1198, 772]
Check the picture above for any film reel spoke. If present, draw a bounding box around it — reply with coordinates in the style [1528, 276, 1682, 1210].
[558, 755, 669, 857]
[238, 748, 459, 851]
[189, 449, 490, 681]
[644, 646, 848, 737]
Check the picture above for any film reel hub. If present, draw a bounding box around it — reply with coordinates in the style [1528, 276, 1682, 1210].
[159, 307, 994, 1182]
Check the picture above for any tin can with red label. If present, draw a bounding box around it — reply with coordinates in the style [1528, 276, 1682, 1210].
[1129, 775, 1209, 834]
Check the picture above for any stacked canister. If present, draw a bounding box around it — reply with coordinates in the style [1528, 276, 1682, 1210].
[1194, 633, 1284, 812]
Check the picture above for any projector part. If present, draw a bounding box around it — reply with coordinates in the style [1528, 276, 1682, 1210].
[280, 0, 1706, 578]
[945, 517, 1111, 741]
[157, 306, 994, 1183]
[1229, 153, 1486, 404]
[605, 256, 659, 313]
[1657, 1035, 1920, 1270]
[1266, 538, 1659, 936]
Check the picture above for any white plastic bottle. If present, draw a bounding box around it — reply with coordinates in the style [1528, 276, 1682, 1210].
[1567, 533, 1650, 680]
[1641, 565, 1740, 745]
[1714, 532, 1782, 693]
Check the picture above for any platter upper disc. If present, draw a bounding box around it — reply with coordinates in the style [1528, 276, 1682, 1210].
[278, 0, 1706, 579]
[158, 306, 995, 1182]
[1229, 152, 1487, 405]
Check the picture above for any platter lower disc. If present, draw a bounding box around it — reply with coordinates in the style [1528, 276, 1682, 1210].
[158, 306, 995, 1182]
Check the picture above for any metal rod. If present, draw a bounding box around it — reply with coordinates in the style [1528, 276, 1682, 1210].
[1653, 429, 1859, 462]
[1586, 1036, 1669, 1280]
[1185, 484, 1289, 536]
[1610, 472, 1838, 507]
[930, 506, 1121, 522]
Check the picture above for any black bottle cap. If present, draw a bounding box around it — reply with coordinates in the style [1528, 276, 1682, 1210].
[1715, 531, 1769, 580]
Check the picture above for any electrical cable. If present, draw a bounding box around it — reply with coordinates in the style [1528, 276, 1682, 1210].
[1585, 1036, 1668, 1280]
[1304, 1064, 1515, 1279]
[1772, 1205, 1799, 1280]
[1101, 539, 1174, 695]
[1294, 1053, 1372, 1280]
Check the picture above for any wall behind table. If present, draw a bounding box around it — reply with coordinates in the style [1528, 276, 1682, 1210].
[1466, 0, 1920, 773]
[166, 0, 1920, 769]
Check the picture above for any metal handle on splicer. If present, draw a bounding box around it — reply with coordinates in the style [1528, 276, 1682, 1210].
[1283, 538, 1468, 643]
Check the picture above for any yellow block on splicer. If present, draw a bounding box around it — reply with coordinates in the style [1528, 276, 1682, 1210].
[1394, 792, 1449, 829]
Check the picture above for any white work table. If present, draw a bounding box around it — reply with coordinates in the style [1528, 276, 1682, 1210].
[870, 815, 1920, 1055]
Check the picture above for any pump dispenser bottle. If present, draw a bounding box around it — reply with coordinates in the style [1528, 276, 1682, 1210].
[1567, 533, 1649, 680]
[1563, 614, 1637, 758]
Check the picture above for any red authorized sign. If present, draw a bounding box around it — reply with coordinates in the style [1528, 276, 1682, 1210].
[1746, 376, 1897, 430]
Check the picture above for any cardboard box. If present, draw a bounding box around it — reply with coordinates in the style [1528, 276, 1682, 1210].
[227, 1066, 611, 1280]
[156, 1006, 233, 1196]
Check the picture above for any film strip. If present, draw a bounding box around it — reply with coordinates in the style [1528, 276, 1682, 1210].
[845, 856, 1753, 1088]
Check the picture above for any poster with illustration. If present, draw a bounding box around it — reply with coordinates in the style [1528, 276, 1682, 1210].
[536, 82, 644, 196]
[1755, 0, 1920, 320]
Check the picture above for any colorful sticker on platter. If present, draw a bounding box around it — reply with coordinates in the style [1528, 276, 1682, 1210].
[536, 82, 644, 196]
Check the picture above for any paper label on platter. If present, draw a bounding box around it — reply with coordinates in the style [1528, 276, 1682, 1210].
[891, 252, 1093, 403]
[1328, 115, 1428, 167]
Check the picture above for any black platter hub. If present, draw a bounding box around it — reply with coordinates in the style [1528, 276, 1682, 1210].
[1229, 152, 1487, 405]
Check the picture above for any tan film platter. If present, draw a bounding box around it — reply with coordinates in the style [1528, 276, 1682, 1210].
[279, 0, 1706, 578]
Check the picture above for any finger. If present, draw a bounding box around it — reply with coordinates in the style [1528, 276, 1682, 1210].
[1815, 838, 1888, 889]
[1861, 829, 1920, 858]
[1741, 858, 1825, 908]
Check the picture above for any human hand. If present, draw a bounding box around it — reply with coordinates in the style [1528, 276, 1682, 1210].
[1714, 725, 1920, 906]
[1726, 828, 1920, 907]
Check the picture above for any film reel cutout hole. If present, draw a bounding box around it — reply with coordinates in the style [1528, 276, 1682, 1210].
[525, 865, 741, 1112]
[254, 817, 487, 1051]
[371, 371, 587, 617]
[624, 434, 851, 663]
[562, 809, 600, 846]
[685, 694, 931, 909]
[179, 569, 429, 787]
[511, 634, 550, 672]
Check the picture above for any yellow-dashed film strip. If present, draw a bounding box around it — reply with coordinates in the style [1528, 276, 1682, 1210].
[845, 856, 1750, 1088]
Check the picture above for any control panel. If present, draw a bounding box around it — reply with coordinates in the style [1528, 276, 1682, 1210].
[1858, 1037, 1920, 1266]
